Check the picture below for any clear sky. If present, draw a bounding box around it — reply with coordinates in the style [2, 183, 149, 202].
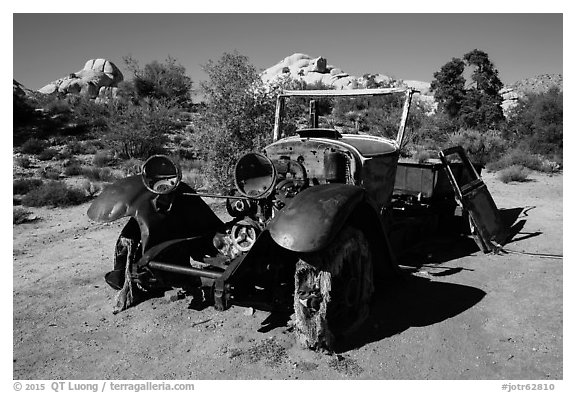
[13, 13, 562, 92]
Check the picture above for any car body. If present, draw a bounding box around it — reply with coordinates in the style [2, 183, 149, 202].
[88, 87, 502, 349]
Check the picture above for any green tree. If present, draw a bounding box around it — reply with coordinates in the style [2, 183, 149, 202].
[430, 58, 466, 119]
[195, 51, 278, 189]
[463, 49, 503, 96]
[430, 50, 504, 130]
[123, 55, 193, 107]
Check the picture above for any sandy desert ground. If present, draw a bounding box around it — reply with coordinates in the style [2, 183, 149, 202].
[12, 171, 562, 380]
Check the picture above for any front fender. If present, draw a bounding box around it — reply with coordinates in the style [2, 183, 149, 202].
[87, 176, 223, 252]
[268, 184, 365, 253]
[87, 176, 154, 223]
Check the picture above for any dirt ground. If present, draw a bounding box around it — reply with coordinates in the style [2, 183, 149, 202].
[12, 171, 563, 380]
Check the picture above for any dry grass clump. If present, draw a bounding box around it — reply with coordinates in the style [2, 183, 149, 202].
[13, 178, 43, 195]
[81, 166, 118, 182]
[93, 150, 114, 167]
[21, 181, 87, 207]
[498, 165, 530, 183]
[13, 207, 36, 224]
[15, 156, 32, 169]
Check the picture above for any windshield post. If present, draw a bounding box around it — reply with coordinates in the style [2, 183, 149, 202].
[273, 95, 285, 142]
[396, 89, 415, 148]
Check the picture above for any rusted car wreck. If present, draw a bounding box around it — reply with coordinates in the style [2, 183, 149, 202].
[88, 88, 506, 349]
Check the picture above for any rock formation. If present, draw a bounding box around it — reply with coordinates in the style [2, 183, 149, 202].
[261, 53, 436, 111]
[38, 59, 124, 100]
[500, 74, 563, 115]
[261, 54, 562, 117]
[261, 53, 396, 90]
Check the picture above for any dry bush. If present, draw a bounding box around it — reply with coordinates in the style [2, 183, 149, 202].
[447, 129, 507, 165]
[81, 166, 117, 182]
[13, 178, 43, 195]
[498, 165, 530, 184]
[486, 149, 542, 172]
[13, 207, 35, 224]
[15, 156, 32, 169]
[37, 148, 59, 161]
[63, 162, 83, 176]
[39, 166, 61, 180]
[93, 150, 114, 167]
[20, 138, 47, 154]
[21, 181, 87, 207]
[81, 180, 102, 197]
[121, 158, 143, 176]
[183, 169, 206, 190]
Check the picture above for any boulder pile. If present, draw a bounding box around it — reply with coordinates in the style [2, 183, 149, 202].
[38, 58, 123, 101]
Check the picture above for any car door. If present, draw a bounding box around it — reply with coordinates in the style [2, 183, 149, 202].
[439, 146, 508, 253]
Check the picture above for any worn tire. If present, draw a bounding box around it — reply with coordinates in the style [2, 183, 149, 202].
[293, 225, 374, 350]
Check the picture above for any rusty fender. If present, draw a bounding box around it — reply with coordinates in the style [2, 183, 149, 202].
[269, 183, 364, 252]
[87, 176, 223, 252]
[268, 184, 364, 252]
[268, 183, 399, 277]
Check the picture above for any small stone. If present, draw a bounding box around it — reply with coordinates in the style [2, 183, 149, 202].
[165, 289, 185, 302]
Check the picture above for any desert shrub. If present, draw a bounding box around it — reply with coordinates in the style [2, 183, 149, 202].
[37, 147, 59, 161]
[104, 99, 176, 159]
[505, 87, 562, 157]
[82, 139, 105, 153]
[20, 138, 47, 154]
[81, 180, 102, 197]
[21, 181, 87, 207]
[486, 149, 544, 172]
[183, 169, 206, 190]
[412, 149, 436, 163]
[43, 98, 70, 115]
[446, 129, 508, 165]
[68, 96, 111, 133]
[64, 140, 87, 155]
[93, 150, 114, 167]
[15, 156, 32, 169]
[172, 134, 184, 144]
[81, 166, 117, 182]
[56, 149, 74, 160]
[121, 158, 143, 176]
[539, 158, 562, 174]
[13, 178, 43, 195]
[13, 207, 35, 224]
[498, 165, 530, 183]
[63, 162, 83, 176]
[123, 55, 193, 107]
[39, 166, 61, 180]
[176, 147, 198, 160]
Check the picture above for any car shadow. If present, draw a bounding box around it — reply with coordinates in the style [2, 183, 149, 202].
[397, 234, 480, 269]
[333, 274, 486, 353]
[500, 206, 542, 244]
[395, 206, 542, 272]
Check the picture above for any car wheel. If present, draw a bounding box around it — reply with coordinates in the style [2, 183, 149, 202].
[293, 225, 374, 350]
